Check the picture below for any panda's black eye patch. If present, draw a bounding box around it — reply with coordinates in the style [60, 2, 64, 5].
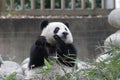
[65, 28, 67, 31]
[54, 27, 60, 33]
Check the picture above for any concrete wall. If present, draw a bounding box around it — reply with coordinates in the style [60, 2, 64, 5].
[0, 17, 117, 63]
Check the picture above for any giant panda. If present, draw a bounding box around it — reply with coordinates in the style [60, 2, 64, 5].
[28, 20, 77, 69]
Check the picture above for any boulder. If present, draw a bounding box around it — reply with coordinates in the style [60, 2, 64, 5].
[104, 30, 120, 52]
[0, 60, 24, 80]
[108, 9, 120, 28]
[96, 30, 120, 62]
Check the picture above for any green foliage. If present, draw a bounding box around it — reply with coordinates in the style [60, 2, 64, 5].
[40, 44, 120, 80]
[80, 43, 120, 80]
[44, 59, 52, 70]
[42, 59, 52, 75]
[0, 72, 17, 80]
[0, 61, 2, 67]
[6, 72, 17, 80]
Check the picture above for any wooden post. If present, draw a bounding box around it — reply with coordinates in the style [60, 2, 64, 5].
[91, 0, 96, 9]
[41, 0, 44, 10]
[113, 0, 115, 9]
[10, 0, 15, 10]
[71, 0, 75, 10]
[61, 0, 65, 10]
[101, 0, 105, 9]
[81, 0, 86, 9]
[51, 0, 55, 10]
[0, 0, 6, 12]
[31, 0, 35, 9]
[20, 0, 25, 10]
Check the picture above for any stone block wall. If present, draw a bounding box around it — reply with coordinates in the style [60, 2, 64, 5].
[0, 17, 117, 63]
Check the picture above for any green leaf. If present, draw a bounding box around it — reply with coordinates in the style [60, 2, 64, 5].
[0, 61, 3, 67]
[44, 59, 51, 69]
[6, 72, 17, 80]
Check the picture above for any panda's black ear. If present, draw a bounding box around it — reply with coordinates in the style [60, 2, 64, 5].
[41, 20, 49, 30]
[64, 22, 69, 28]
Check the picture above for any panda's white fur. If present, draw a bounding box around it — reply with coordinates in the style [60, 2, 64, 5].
[41, 22, 73, 44]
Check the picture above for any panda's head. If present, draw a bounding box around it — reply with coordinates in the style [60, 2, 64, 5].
[40, 20, 73, 45]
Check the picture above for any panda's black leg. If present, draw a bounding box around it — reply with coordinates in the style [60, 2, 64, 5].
[54, 35, 77, 67]
[28, 36, 49, 69]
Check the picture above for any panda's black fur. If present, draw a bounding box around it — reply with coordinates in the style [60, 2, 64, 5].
[28, 36, 49, 69]
[54, 35, 77, 67]
[29, 20, 77, 69]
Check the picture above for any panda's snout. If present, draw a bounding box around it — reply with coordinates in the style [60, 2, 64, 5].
[63, 32, 68, 36]
[62, 32, 68, 38]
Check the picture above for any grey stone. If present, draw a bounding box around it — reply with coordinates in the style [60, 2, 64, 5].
[108, 9, 120, 28]
[0, 61, 23, 79]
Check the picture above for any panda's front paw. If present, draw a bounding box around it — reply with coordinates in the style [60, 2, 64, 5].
[54, 35, 65, 46]
[35, 36, 47, 46]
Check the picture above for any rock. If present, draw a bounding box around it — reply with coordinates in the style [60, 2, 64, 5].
[104, 30, 120, 52]
[108, 9, 120, 28]
[96, 30, 120, 62]
[77, 61, 93, 70]
[21, 58, 74, 80]
[0, 55, 3, 62]
[96, 54, 111, 62]
[15, 74, 24, 80]
[0, 61, 23, 80]
[23, 64, 66, 80]
[22, 58, 95, 80]
[21, 58, 29, 73]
